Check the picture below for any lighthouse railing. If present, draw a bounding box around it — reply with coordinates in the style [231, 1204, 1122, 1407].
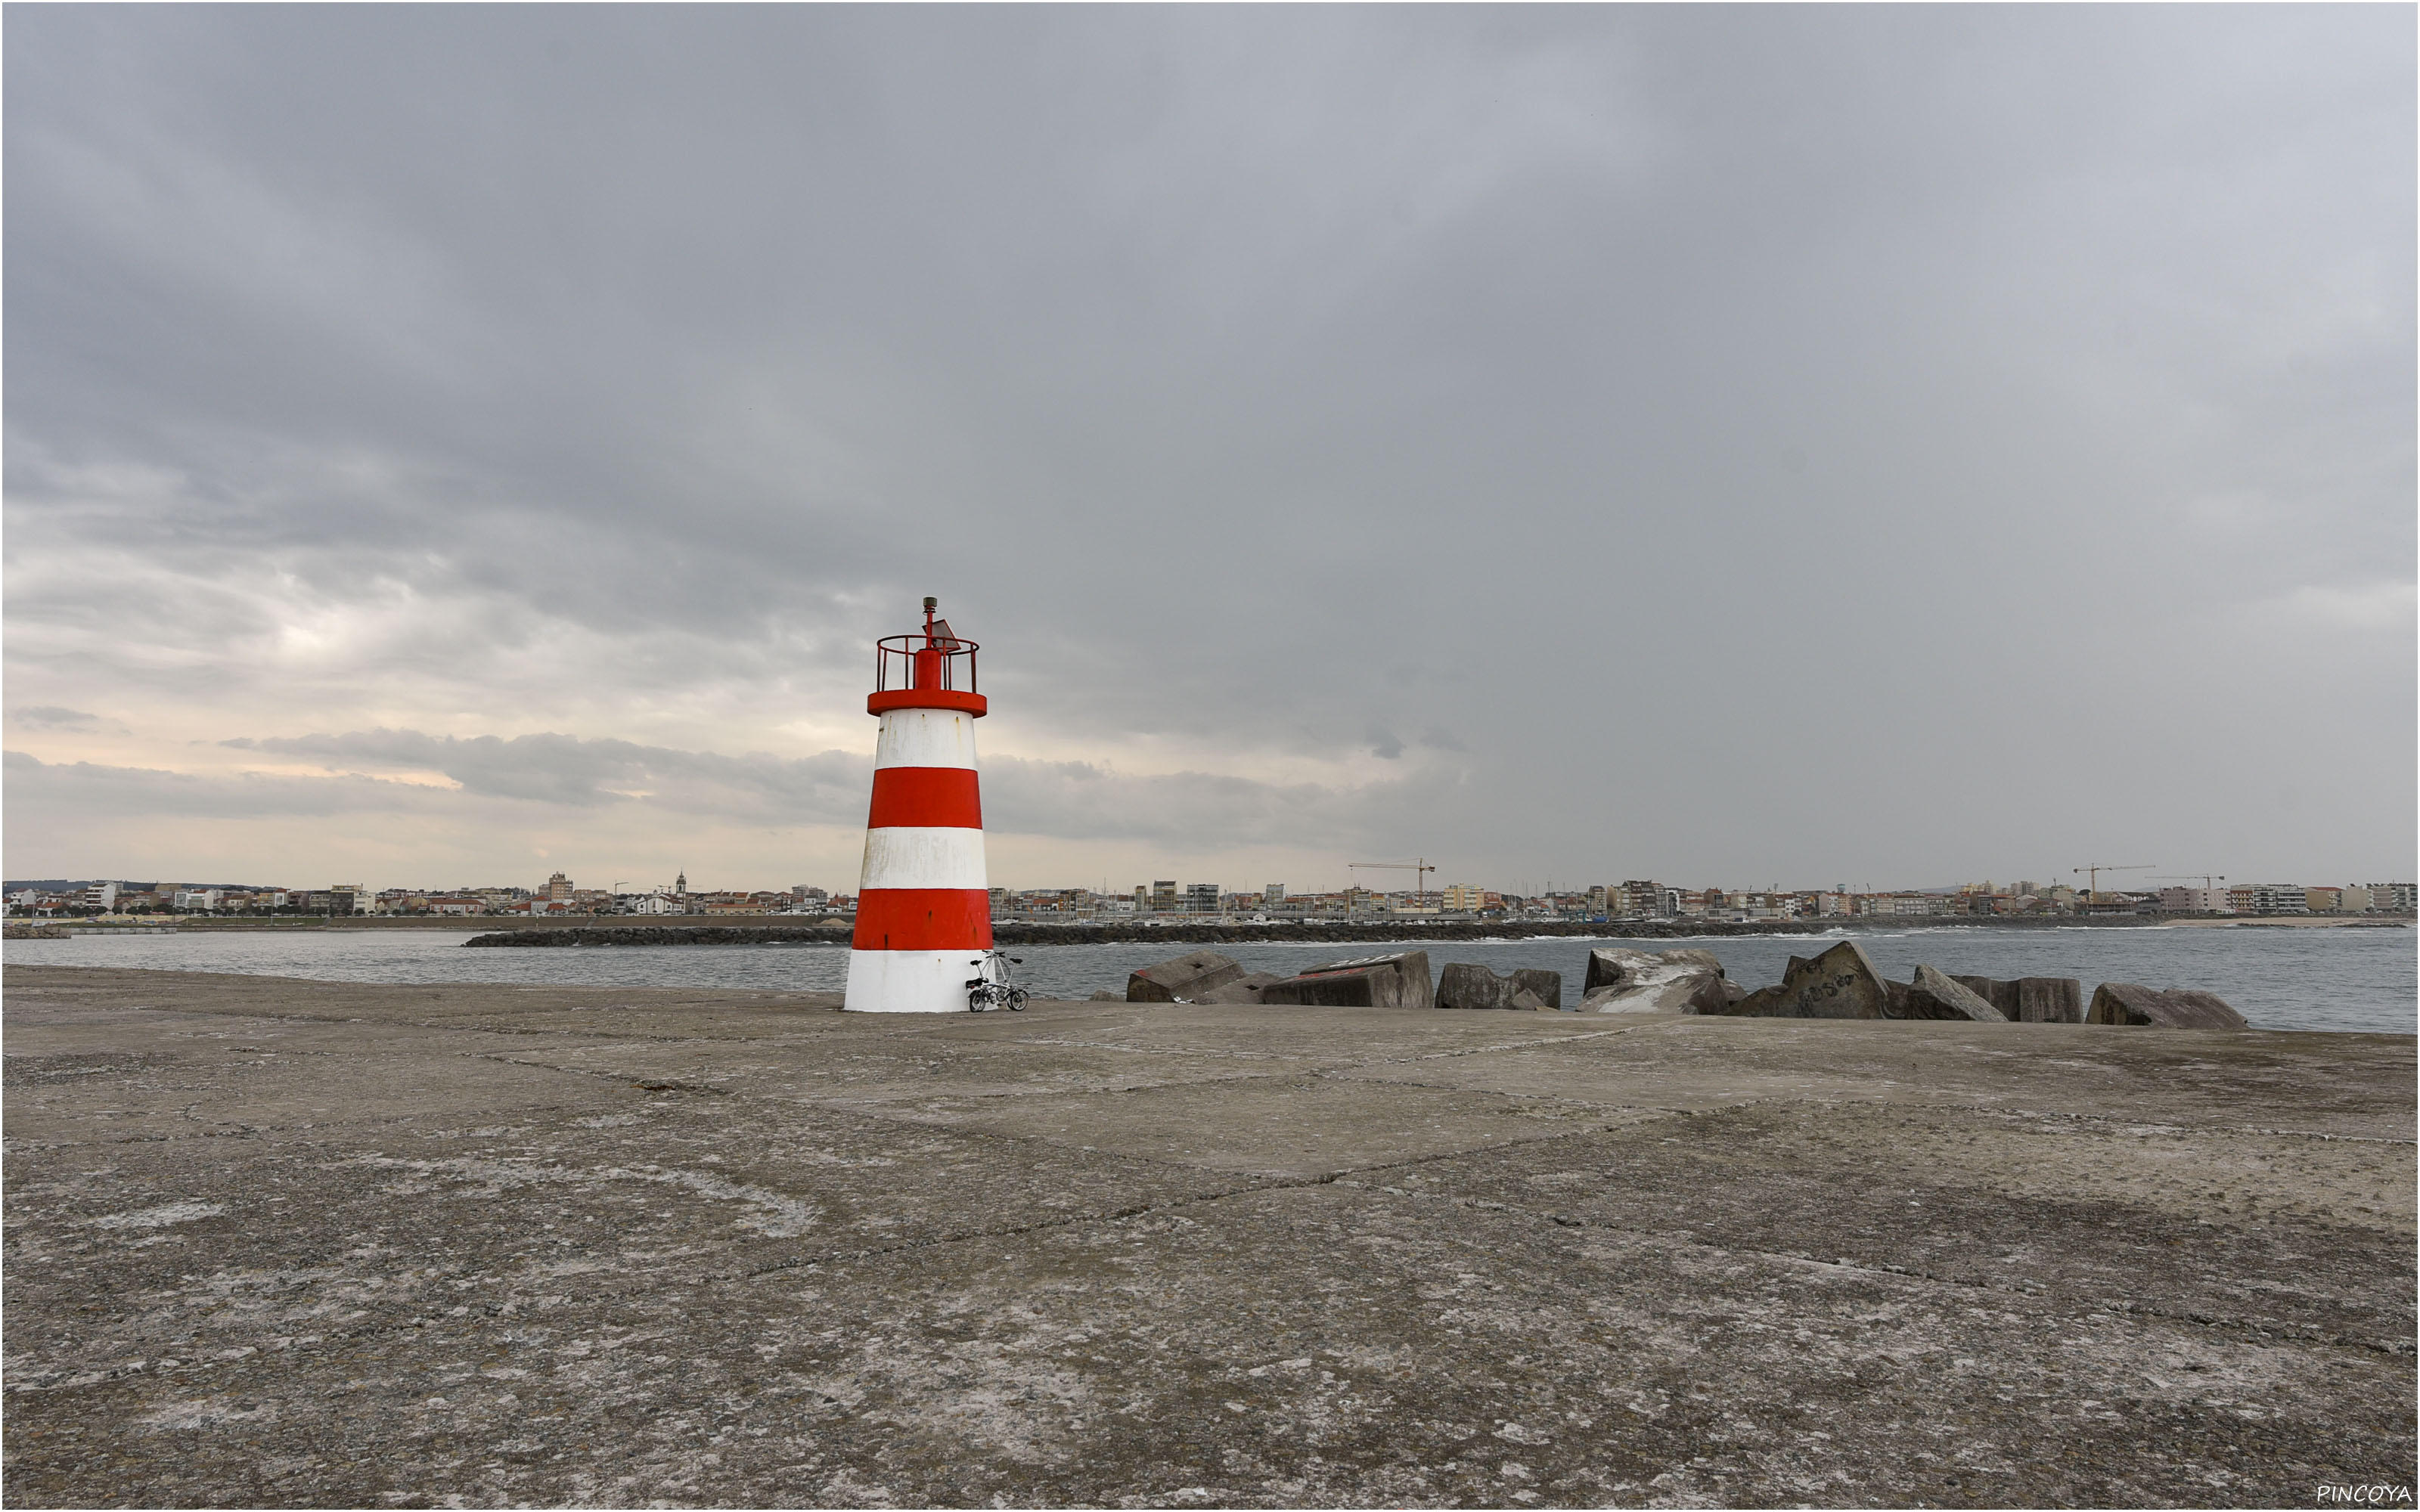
[873, 633, 980, 695]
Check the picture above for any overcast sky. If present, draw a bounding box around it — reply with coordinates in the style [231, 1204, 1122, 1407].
[5, 5, 2412, 895]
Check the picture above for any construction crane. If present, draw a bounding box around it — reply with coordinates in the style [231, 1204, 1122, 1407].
[2073, 863, 2155, 896]
[1350, 859, 1436, 903]
[2153, 874, 2227, 890]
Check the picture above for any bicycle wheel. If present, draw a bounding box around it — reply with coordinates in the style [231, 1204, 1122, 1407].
[1007, 987, 1027, 1012]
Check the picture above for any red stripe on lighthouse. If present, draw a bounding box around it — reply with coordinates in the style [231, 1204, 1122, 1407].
[867, 767, 983, 829]
[852, 889, 994, 951]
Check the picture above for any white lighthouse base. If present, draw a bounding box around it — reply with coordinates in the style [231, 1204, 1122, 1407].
[843, 949, 987, 1014]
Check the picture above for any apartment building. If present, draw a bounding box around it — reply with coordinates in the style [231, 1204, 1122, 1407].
[2245, 884, 2307, 916]
[1615, 881, 1674, 918]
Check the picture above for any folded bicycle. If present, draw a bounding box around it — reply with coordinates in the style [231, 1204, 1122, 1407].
[964, 950, 1027, 1012]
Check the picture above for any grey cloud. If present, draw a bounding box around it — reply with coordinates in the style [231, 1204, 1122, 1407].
[8, 706, 98, 728]
[208, 728, 1412, 850]
[5, 8, 2410, 885]
[231, 730, 869, 820]
[5, 748, 448, 820]
[982, 758, 1384, 850]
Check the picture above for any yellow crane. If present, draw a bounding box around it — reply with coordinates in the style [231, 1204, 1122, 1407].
[1350, 859, 1436, 904]
[2072, 863, 2155, 904]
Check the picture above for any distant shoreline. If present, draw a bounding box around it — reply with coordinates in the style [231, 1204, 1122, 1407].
[20, 910, 2408, 947]
[439, 914, 2413, 949]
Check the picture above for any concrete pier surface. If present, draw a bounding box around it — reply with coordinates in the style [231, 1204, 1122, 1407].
[5, 965, 2412, 1507]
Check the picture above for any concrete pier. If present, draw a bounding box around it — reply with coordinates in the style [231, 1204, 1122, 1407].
[4, 963, 2412, 1506]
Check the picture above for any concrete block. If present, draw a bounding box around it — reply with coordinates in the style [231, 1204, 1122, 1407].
[1951, 974, 2022, 1018]
[1583, 948, 1729, 1015]
[1904, 965, 2007, 1021]
[1261, 952, 1433, 1011]
[1196, 971, 1285, 1005]
[1438, 962, 1522, 1011]
[1723, 940, 1894, 1019]
[2088, 984, 2247, 1030]
[1513, 968, 1562, 1011]
[1948, 973, 2082, 1023]
[1127, 950, 1245, 1003]
[1584, 948, 1718, 995]
[2014, 978, 2084, 1023]
[1438, 964, 1563, 1012]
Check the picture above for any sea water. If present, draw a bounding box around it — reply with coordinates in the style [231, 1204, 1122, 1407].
[10, 923, 2413, 1034]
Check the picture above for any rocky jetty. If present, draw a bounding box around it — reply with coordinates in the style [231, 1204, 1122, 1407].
[465, 925, 845, 947]
[1118, 940, 2248, 1030]
[1702, 941, 2241, 1029]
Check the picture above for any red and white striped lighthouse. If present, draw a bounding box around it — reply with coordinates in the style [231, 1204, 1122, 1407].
[844, 597, 991, 1013]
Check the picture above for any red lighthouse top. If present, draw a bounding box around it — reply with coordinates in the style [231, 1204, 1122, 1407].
[869, 596, 986, 717]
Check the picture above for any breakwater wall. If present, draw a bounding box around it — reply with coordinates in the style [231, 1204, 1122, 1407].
[464, 925, 849, 947]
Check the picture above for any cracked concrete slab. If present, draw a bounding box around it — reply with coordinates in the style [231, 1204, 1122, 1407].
[3, 964, 2411, 1507]
[870, 1074, 1674, 1179]
[1335, 1015, 2419, 1137]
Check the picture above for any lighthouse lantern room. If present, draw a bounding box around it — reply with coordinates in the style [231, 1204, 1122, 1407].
[844, 598, 992, 1012]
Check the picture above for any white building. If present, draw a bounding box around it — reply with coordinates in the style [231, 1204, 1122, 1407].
[2155, 887, 2230, 913]
[2246, 884, 2307, 916]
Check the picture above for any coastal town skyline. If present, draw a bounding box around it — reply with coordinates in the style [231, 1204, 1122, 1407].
[13, 870, 2413, 925]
